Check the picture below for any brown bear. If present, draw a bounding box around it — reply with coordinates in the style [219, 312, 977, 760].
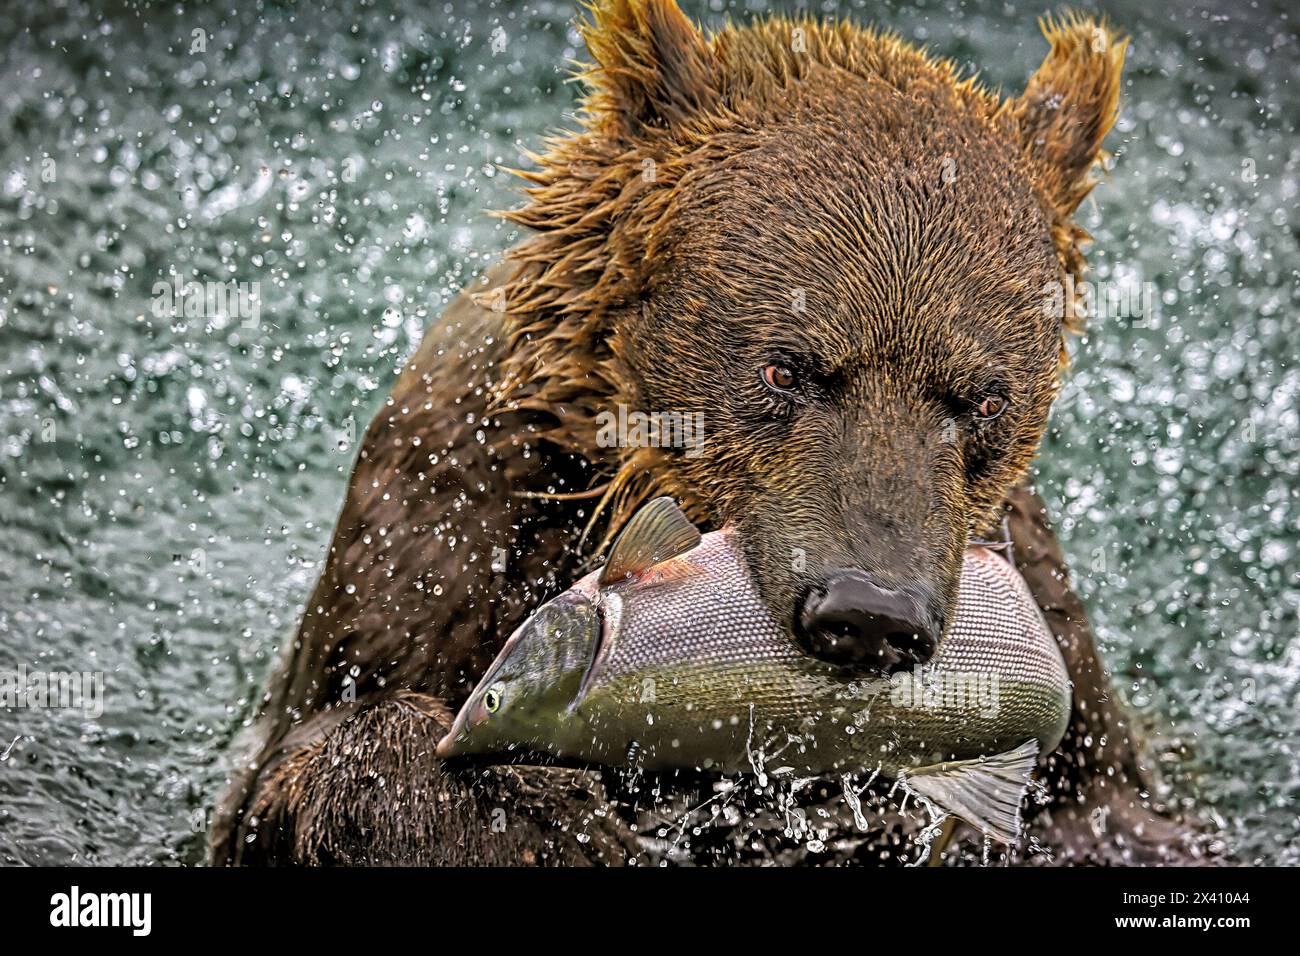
[210, 0, 1209, 865]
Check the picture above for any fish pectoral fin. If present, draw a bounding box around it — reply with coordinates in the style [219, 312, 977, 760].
[900, 738, 1039, 846]
[600, 496, 702, 586]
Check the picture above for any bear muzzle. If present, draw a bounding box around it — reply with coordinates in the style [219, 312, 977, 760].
[794, 568, 941, 675]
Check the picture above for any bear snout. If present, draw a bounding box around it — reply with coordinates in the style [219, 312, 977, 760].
[794, 568, 940, 675]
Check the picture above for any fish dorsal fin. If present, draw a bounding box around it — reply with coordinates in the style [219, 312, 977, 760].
[600, 496, 701, 586]
[901, 739, 1039, 845]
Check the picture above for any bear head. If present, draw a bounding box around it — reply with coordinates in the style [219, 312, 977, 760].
[490, 0, 1125, 671]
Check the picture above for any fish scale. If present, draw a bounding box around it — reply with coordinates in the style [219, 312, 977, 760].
[584, 536, 1071, 775]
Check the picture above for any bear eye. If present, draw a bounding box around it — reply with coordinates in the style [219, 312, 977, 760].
[761, 363, 798, 393]
[973, 394, 1007, 420]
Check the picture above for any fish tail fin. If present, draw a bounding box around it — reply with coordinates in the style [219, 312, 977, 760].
[902, 738, 1039, 845]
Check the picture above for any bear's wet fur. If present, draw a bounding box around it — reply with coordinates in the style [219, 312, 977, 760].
[211, 0, 1214, 865]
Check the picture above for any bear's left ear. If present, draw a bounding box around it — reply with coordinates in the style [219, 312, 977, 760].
[580, 0, 721, 137]
[1012, 15, 1127, 216]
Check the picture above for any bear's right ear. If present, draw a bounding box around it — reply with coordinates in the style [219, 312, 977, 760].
[580, 0, 721, 136]
[1012, 14, 1127, 217]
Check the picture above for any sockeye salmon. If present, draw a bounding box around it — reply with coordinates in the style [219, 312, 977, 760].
[438, 497, 1071, 843]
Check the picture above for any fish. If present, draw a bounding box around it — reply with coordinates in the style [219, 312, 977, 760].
[437, 497, 1072, 843]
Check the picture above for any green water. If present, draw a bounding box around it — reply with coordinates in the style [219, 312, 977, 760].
[0, 0, 1294, 865]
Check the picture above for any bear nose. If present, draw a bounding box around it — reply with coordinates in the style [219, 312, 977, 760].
[795, 569, 939, 673]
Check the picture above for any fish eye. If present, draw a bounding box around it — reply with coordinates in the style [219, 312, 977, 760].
[761, 363, 798, 393]
[483, 686, 502, 713]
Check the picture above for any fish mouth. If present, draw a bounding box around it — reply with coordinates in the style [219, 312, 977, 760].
[434, 625, 521, 760]
[436, 695, 479, 758]
[436, 592, 604, 760]
[435, 713, 465, 759]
